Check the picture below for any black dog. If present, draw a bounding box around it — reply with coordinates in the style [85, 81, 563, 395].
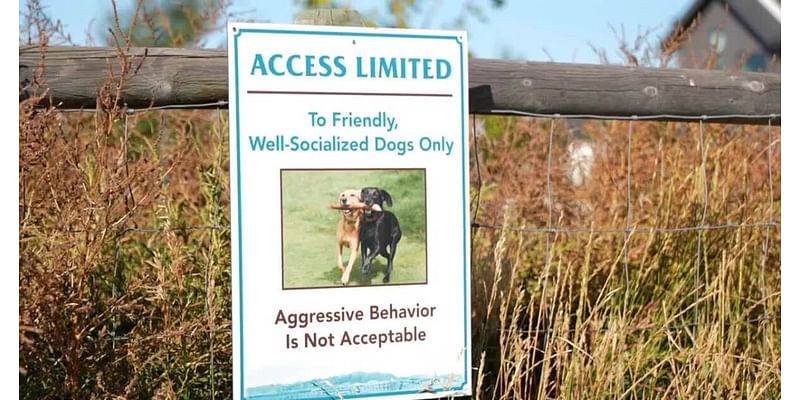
[359, 187, 402, 283]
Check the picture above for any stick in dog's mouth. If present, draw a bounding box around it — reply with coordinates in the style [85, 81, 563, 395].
[329, 202, 382, 212]
[363, 204, 383, 215]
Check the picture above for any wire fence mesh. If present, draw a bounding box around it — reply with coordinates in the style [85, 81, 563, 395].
[467, 114, 779, 319]
[20, 100, 781, 398]
[463, 110, 780, 398]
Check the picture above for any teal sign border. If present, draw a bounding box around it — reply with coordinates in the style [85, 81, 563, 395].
[232, 26, 469, 399]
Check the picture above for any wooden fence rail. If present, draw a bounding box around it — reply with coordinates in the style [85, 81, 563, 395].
[19, 46, 780, 125]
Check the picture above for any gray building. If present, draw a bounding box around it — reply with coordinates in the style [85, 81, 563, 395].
[664, 0, 780, 72]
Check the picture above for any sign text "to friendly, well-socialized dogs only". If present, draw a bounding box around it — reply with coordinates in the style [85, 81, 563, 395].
[247, 110, 455, 156]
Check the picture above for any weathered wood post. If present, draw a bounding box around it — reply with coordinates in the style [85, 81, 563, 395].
[18, 11, 780, 124]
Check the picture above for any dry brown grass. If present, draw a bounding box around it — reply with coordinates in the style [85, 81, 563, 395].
[19, 82, 233, 399]
[470, 116, 780, 399]
[20, 2, 232, 398]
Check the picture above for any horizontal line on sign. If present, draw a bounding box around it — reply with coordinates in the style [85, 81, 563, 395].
[246, 90, 453, 97]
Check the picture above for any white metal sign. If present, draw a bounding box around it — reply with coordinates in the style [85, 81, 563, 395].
[228, 22, 470, 399]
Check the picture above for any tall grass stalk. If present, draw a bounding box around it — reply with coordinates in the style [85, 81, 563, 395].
[470, 116, 780, 399]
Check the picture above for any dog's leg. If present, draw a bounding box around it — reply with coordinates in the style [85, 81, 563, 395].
[361, 245, 380, 275]
[383, 226, 402, 283]
[383, 241, 399, 283]
[360, 242, 370, 274]
[341, 241, 358, 285]
[336, 243, 345, 273]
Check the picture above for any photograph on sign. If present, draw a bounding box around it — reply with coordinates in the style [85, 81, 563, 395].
[280, 169, 427, 289]
[228, 22, 470, 400]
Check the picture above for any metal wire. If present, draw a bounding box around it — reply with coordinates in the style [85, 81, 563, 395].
[546, 118, 556, 232]
[470, 221, 777, 235]
[488, 109, 780, 122]
[767, 118, 776, 221]
[623, 119, 633, 317]
[471, 114, 483, 224]
[53, 102, 782, 124]
[503, 314, 779, 336]
[56, 100, 230, 113]
[545, 117, 556, 271]
[49, 220, 780, 237]
[51, 102, 782, 134]
[48, 104, 779, 396]
[695, 119, 709, 336]
[762, 117, 777, 400]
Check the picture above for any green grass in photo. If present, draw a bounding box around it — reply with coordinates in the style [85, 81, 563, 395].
[281, 169, 427, 288]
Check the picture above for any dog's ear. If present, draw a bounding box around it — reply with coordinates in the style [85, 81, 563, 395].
[381, 190, 393, 207]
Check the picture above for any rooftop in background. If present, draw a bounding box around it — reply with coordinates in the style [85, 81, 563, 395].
[665, 0, 780, 72]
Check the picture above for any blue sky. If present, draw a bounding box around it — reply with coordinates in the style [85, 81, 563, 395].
[20, 0, 694, 64]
